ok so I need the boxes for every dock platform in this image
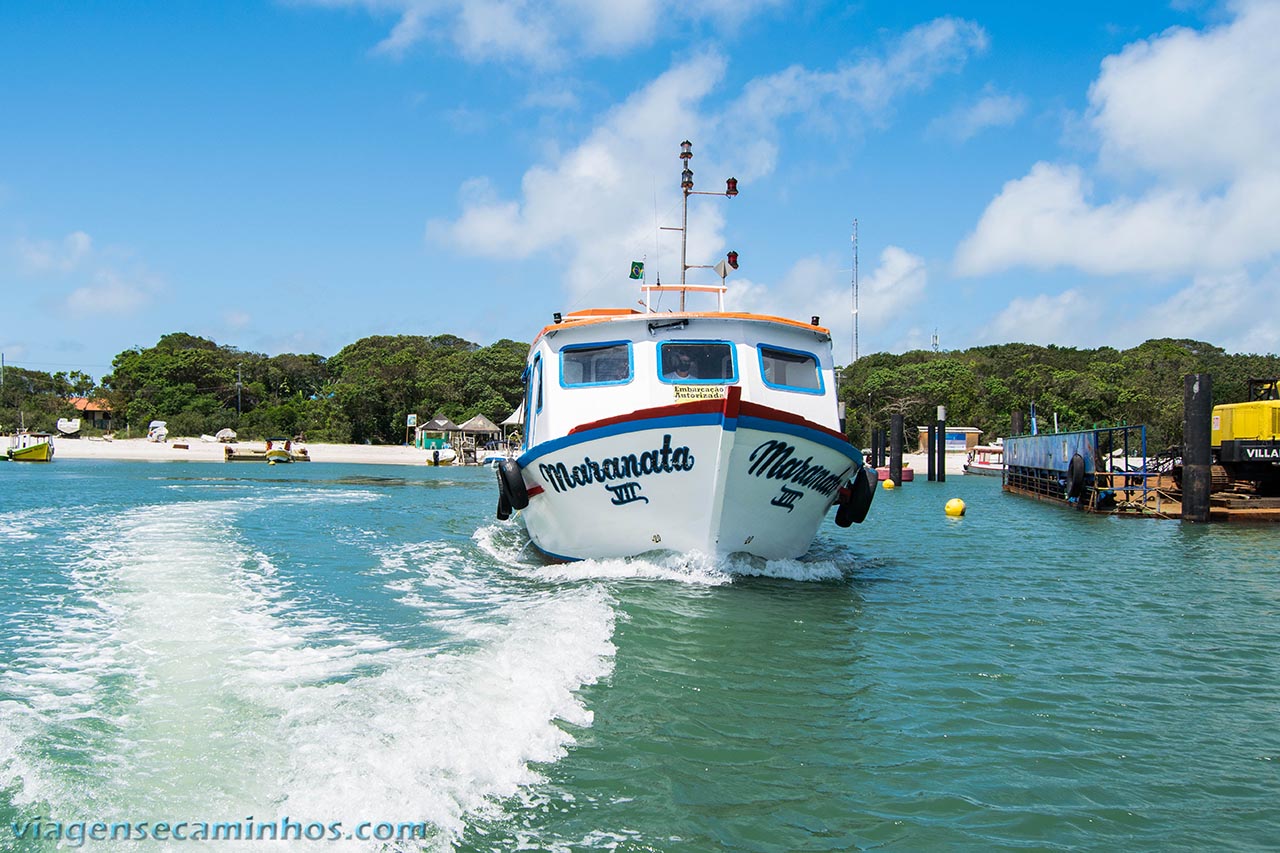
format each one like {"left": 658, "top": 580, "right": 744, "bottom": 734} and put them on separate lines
{"left": 1003, "top": 425, "right": 1280, "bottom": 522}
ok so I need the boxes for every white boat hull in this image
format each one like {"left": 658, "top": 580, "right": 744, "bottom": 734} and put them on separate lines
{"left": 516, "top": 392, "right": 863, "bottom": 561}
{"left": 963, "top": 462, "right": 1004, "bottom": 477}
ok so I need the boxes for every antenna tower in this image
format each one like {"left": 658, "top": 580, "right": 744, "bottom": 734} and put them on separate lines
{"left": 851, "top": 219, "right": 859, "bottom": 364}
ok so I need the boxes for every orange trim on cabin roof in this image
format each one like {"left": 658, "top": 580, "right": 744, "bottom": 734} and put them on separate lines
{"left": 533, "top": 311, "right": 830, "bottom": 345}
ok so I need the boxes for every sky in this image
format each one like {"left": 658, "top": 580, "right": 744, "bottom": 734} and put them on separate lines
{"left": 3, "top": 0, "right": 1278, "bottom": 381}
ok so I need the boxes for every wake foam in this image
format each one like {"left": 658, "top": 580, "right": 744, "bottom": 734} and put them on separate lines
{"left": 473, "top": 523, "right": 851, "bottom": 585}
{"left": 0, "top": 492, "right": 617, "bottom": 851}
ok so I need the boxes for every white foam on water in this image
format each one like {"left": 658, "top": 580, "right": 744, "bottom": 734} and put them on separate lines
{"left": 0, "top": 507, "right": 62, "bottom": 541}
{"left": 0, "top": 492, "right": 618, "bottom": 851}
{"left": 473, "top": 524, "right": 849, "bottom": 586}
{"left": 272, "top": 586, "right": 616, "bottom": 846}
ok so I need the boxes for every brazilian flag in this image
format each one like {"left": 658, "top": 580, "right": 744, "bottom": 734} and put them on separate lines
{"left": 629, "top": 261, "right": 644, "bottom": 280}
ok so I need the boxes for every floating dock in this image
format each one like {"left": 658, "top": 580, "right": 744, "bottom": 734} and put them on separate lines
{"left": 1002, "top": 425, "right": 1280, "bottom": 521}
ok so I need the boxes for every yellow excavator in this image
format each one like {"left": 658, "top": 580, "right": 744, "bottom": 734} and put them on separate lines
{"left": 1211, "top": 378, "right": 1280, "bottom": 495}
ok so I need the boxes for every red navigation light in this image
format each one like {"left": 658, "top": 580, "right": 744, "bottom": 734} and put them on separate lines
{"left": 725, "top": 177, "right": 738, "bottom": 197}
{"left": 727, "top": 250, "right": 739, "bottom": 269}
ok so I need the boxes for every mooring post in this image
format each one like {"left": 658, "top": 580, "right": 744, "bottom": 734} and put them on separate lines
{"left": 936, "top": 405, "right": 947, "bottom": 483}
{"left": 1011, "top": 409, "right": 1024, "bottom": 437}
{"left": 927, "top": 423, "right": 937, "bottom": 481}
{"left": 890, "top": 414, "right": 904, "bottom": 485}
{"left": 1182, "top": 373, "right": 1212, "bottom": 523}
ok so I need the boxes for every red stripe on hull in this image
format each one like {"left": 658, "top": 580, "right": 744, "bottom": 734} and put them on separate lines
{"left": 566, "top": 391, "right": 849, "bottom": 445}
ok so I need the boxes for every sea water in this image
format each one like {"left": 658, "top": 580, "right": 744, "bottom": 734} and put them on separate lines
{"left": 0, "top": 461, "right": 1277, "bottom": 851}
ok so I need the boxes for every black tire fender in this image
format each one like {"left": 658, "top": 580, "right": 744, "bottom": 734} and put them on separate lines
{"left": 1066, "top": 453, "right": 1086, "bottom": 499}
{"left": 835, "top": 465, "right": 876, "bottom": 527}
{"left": 497, "top": 458, "right": 529, "bottom": 511}
{"left": 496, "top": 484, "right": 512, "bottom": 520}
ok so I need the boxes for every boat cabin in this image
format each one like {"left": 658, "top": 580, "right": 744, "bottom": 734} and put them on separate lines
{"left": 520, "top": 309, "right": 841, "bottom": 451}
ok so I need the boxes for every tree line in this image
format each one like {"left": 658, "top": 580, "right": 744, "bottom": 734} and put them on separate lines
{"left": 2, "top": 334, "right": 1277, "bottom": 448}
{"left": 1, "top": 332, "right": 527, "bottom": 445}
{"left": 838, "top": 338, "right": 1280, "bottom": 452}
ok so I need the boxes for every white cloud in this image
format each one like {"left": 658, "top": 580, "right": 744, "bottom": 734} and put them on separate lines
{"left": 1143, "top": 266, "right": 1280, "bottom": 353}
{"left": 931, "top": 86, "right": 1026, "bottom": 142}
{"left": 428, "top": 53, "right": 730, "bottom": 301}
{"left": 729, "top": 17, "right": 988, "bottom": 172}
{"left": 15, "top": 231, "right": 92, "bottom": 273}
{"left": 430, "top": 21, "right": 984, "bottom": 308}
{"left": 979, "top": 289, "right": 1098, "bottom": 346}
{"left": 65, "top": 270, "right": 158, "bottom": 316}
{"left": 956, "top": 2, "right": 1280, "bottom": 279}
{"left": 726, "top": 246, "right": 928, "bottom": 362}
{"left": 295, "top": 0, "right": 784, "bottom": 66}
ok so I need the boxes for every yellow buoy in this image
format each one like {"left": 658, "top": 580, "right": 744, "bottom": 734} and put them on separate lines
{"left": 882, "top": 479, "right": 896, "bottom": 490}
{"left": 945, "top": 498, "right": 966, "bottom": 516}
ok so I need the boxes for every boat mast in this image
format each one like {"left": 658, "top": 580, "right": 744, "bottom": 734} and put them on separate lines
{"left": 675, "top": 140, "right": 738, "bottom": 311}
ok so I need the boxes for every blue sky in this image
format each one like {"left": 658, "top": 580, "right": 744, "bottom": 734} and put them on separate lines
{"left": 3, "top": 0, "right": 1276, "bottom": 380}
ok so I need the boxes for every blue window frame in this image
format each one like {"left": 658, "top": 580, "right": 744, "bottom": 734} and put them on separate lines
{"left": 533, "top": 354, "right": 544, "bottom": 412}
{"left": 560, "top": 341, "right": 633, "bottom": 387}
{"left": 522, "top": 354, "right": 543, "bottom": 449}
{"left": 658, "top": 341, "right": 738, "bottom": 384}
{"left": 758, "top": 344, "right": 824, "bottom": 394}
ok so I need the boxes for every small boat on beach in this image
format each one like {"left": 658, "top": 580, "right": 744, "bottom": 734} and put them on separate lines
{"left": 964, "top": 444, "right": 1004, "bottom": 477}
{"left": 225, "top": 438, "right": 310, "bottom": 463}
{"left": 7, "top": 431, "right": 55, "bottom": 462}
{"left": 492, "top": 141, "right": 876, "bottom": 561}
{"left": 265, "top": 437, "right": 294, "bottom": 463}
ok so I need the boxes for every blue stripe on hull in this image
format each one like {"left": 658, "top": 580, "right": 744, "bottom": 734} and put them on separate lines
{"left": 520, "top": 409, "right": 859, "bottom": 468}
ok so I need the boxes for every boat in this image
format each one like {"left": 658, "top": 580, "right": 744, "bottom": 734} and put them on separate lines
{"left": 491, "top": 141, "right": 876, "bottom": 561}
{"left": 265, "top": 438, "right": 308, "bottom": 463}
{"left": 147, "top": 420, "right": 168, "bottom": 442}
{"left": 8, "top": 431, "right": 55, "bottom": 462}
{"left": 56, "top": 418, "right": 81, "bottom": 437}
{"left": 877, "top": 464, "right": 914, "bottom": 482}
{"left": 224, "top": 438, "right": 310, "bottom": 462}
{"left": 964, "top": 444, "right": 1004, "bottom": 477}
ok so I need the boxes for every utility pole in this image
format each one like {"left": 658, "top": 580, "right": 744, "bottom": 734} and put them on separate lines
{"left": 236, "top": 363, "right": 242, "bottom": 415}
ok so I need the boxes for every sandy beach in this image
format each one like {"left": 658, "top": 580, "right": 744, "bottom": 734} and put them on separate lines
{"left": 49, "top": 436, "right": 969, "bottom": 473}
{"left": 52, "top": 437, "right": 443, "bottom": 466}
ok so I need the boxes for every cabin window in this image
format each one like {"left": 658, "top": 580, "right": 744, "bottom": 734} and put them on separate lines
{"left": 758, "top": 345, "right": 823, "bottom": 394}
{"left": 560, "top": 342, "right": 632, "bottom": 387}
{"left": 659, "top": 342, "right": 737, "bottom": 384}
{"left": 533, "top": 354, "right": 544, "bottom": 412}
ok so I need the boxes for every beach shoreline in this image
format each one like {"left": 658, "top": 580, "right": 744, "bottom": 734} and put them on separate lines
{"left": 47, "top": 437, "right": 969, "bottom": 473}
{"left": 50, "top": 437, "right": 441, "bottom": 466}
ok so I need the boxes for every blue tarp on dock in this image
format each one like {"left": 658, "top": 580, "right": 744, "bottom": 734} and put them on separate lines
{"left": 1004, "top": 431, "right": 1098, "bottom": 474}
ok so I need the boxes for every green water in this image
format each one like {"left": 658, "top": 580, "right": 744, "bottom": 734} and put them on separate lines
{"left": 1, "top": 461, "right": 1277, "bottom": 851}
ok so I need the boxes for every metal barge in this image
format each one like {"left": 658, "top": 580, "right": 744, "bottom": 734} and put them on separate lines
{"left": 1002, "top": 424, "right": 1280, "bottom": 521}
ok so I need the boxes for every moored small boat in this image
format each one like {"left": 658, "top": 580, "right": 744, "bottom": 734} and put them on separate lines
{"left": 7, "top": 431, "right": 55, "bottom": 462}
{"left": 963, "top": 444, "right": 1004, "bottom": 477}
